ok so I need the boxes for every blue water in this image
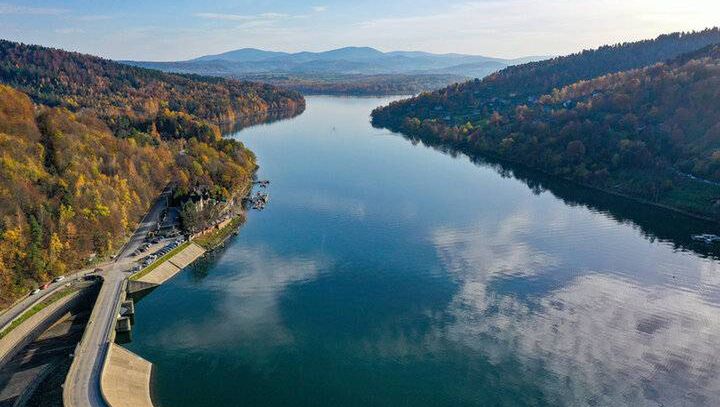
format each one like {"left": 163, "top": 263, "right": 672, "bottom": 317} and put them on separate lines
{"left": 126, "top": 96, "right": 720, "bottom": 407}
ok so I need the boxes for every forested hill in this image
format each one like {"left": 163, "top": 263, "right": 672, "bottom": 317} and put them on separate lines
{"left": 0, "top": 40, "right": 304, "bottom": 306}
{"left": 372, "top": 37, "right": 720, "bottom": 220}
{"left": 374, "top": 28, "right": 720, "bottom": 127}
{"left": 0, "top": 39, "right": 305, "bottom": 138}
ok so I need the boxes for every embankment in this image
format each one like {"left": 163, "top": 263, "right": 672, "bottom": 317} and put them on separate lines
{"left": 100, "top": 344, "right": 154, "bottom": 407}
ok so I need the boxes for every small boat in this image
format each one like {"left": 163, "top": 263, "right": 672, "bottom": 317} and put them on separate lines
{"left": 691, "top": 233, "right": 720, "bottom": 244}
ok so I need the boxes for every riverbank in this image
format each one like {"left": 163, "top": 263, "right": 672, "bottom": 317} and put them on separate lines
{"left": 101, "top": 344, "right": 154, "bottom": 407}
{"left": 129, "top": 242, "right": 192, "bottom": 282}
{"left": 103, "top": 213, "right": 248, "bottom": 407}
{"left": 372, "top": 120, "right": 720, "bottom": 225}
{"left": 194, "top": 214, "right": 247, "bottom": 249}
{"left": 128, "top": 213, "right": 246, "bottom": 287}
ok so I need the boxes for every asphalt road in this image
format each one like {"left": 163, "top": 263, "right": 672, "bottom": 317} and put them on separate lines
{"left": 0, "top": 269, "right": 92, "bottom": 334}
{"left": 63, "top": 188, "right": 170, "bottom": 407}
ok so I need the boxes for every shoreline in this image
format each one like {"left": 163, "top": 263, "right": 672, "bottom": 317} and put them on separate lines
{"left": 375, "top": 122, "right": 720, "bottom": 227}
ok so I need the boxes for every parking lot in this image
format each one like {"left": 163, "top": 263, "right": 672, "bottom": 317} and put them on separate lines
{"left": 131, "top": 237, "right": 186, "bottom": 272}
{"left": 129, "top": 206, "right": 186, "bottom": 273}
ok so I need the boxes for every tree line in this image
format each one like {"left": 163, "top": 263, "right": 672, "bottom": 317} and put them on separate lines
{"left": 0, "top": 40, "right": 306, "bottom": 306}
{"left": 372, "top": 34, "right": 720, "bottom": 220}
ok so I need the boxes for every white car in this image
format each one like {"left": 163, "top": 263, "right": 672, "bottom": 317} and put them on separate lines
{"left": 30, "top": 288, "right": 40, "bottom": 295}
{"left": 53, "top": 276, "right": 65, "bottom": 283}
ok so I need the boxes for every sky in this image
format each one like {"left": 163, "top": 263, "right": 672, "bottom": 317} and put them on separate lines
{"left": 1, "top": 0, "right": 719, "bottom": 61}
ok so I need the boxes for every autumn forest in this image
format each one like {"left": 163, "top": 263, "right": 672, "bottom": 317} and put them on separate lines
{"left": 0, "top": 40, "right": 304, "bottom": 305}
{"left": 372, "top": 29, "right": 720, "bottom": 220}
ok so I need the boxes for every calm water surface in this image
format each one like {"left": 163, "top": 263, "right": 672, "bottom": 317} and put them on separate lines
{"left": 126, "top": 96, "right": 720, "bottom": 407}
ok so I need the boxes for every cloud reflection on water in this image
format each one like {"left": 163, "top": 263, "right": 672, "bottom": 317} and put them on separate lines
{"left": 149, "top": 245, "right": 327, "bottom": 355}
{"left": 431, "top": 207, "right": 720, "bottom": 406}
{"left": 284, "top": 189, "right": 368, "bottom": 218}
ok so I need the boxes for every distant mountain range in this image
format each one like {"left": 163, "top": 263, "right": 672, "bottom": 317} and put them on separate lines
{"left": 124, "top": 46, "right": 548, "bottom": 78}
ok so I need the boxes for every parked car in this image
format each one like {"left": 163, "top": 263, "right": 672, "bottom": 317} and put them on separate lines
{"left": 31, "top": 288, "right": 40, "bottom": 295}
{"left": 53, "top": 276, "right": 65, "bottom": 283}
{"left": 40, "top": 283, "right": 49, "bottom": 290}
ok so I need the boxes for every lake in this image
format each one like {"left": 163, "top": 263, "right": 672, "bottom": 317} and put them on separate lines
{"left": 125, "top": 96, "right": 720, "bottom": 407}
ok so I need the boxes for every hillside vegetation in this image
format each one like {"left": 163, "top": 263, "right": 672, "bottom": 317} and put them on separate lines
{"left": 234, "top": 73, "right": 467, "bottom": 96}
{"left": 0, "top": 40, "right": 305, "bottom": 306}
{"left": 374, "top": 29, "right": 720, "bottom": 126}
{"left": 0, "top": 39, "right": 305, "bottom": 138}
{"left": 0, "top": 85, "right": 169, "bottom": 301}
{"left": 372, "top": 30, "right": 720, "bottom": 219}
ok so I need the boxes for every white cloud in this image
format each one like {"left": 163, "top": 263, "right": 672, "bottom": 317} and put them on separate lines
{"left": 76, "top": 15, "right": 113, "bottom": 22}
{"left": 37, "top": 0, "right": 720, "bottom": 61}
{"left": 0, "top": 2, "right": 67, "bottom": 15}
{"left": 195, "top": 11, "right": 290, "bottom": 22}
{"left": 55, "top": 27, "right": 84, "bottom": 34}
{"left": 353, "top": 0, "right": 720, "bottom": 57}
{"left": 194, "top": 12, "right": 255, "bottom": 21}
{"left": 259, "top": 12, "right": 288, "bottom": 19}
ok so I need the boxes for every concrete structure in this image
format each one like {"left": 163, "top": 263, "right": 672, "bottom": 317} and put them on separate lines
{"left": 0, "top": 287, "right": 92, "bottom": 368}
{"left": 64, "top": 188, "right": 171, "bottom": 407}
{"left": 64, "top": 188, "right": 209, "bottom": 407}
{"left": 116, "top": 317, "right": 132, "bottom": 333}
{"left": 100, "top": 344, "right": 153, "bottom": 407}
{"left": 132, "top": 242, "right": 206, "bottom": 286}
{"left": 0, "top": 300, "right": 93, "bottom": 406}
{"left": 135, "top": 261, "right": 180, "bottom": 286}
{"left": 167, "top": 242, "right": 206, "bottom": 269}
{"left": 121, "top": 299, "right": 135, "bottom": 316}
{"left": 127, "top": 280, "right": 159, "bottom": 295}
